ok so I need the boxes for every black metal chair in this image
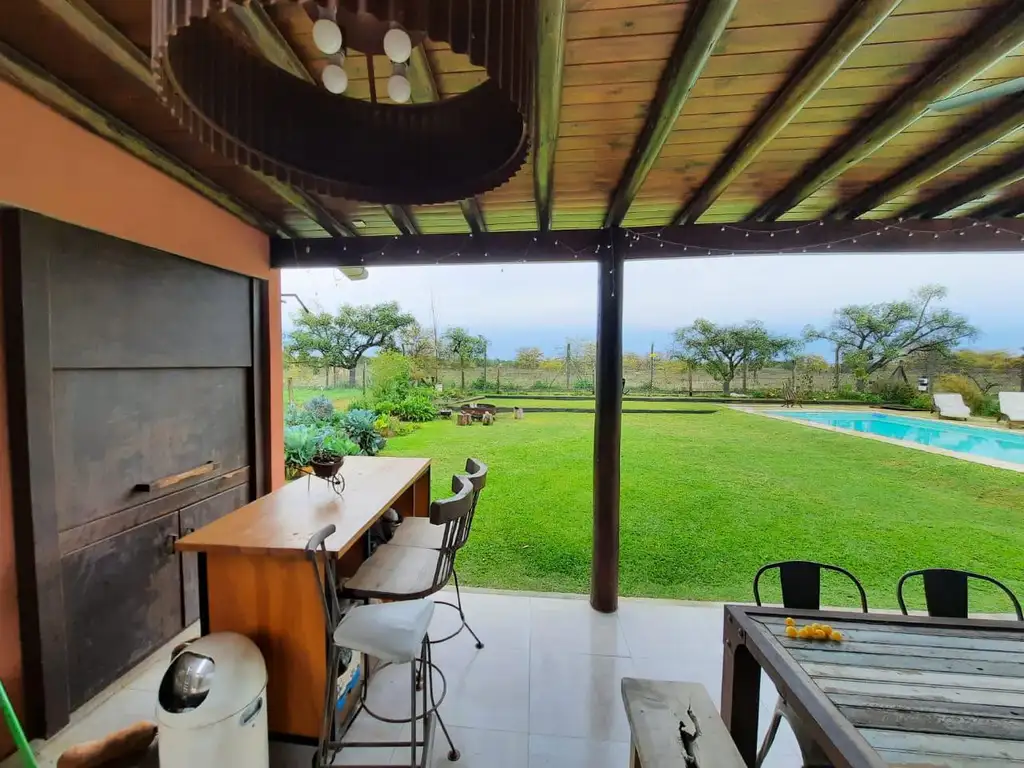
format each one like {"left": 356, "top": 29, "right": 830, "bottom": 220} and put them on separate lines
{"left": 389, "top": 459, "right": 489, "bottom": 648}
{"left": 753, "top": 561, "right": 869, "bottom": 768}
{"left": 897, "top": 568, "right": 1023, "bottom": 620}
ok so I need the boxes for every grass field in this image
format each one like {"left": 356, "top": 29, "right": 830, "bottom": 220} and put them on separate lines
{"left": 382, "top": 408, "right": 1024, "bottom": 611}
{"left": 480, "top": 398, "right": 719, "bottom": 411}
{"left": 288, "top": 386, "right": 364, "bottom": 409}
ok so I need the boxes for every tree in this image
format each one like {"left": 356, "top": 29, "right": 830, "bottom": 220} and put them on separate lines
{"left": 514, "top": 347, "right": 544, "bottom": 369}
{"left": 674, "top": 319, "right": 795, "bottom": 395}
{"left": 442, "top": 327, "right": 486, "bottom": 389}
{"left": 391, "top": 321, "right": 436, "bottom": 382}
{"left": 949, "top": 350, "right": 1018, "bottom": 394}
{"left": 805, "top": 285, "right": 977, "bottom": 390}
{"left": 287, "top": 302, "right": 415, "bottom": 387}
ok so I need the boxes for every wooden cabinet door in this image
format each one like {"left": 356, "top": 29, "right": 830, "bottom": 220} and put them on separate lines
{"left": 179, "top": 483, "right": 252, "bottom": 626}
{"left": 61, "top": 514, "right": 184, "bottom": 709}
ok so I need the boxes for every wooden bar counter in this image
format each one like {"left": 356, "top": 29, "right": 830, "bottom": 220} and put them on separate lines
{"left": 176, "top": 456, "right": 431, "bottom": 741}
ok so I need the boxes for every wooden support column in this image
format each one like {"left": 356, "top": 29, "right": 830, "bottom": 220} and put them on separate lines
{"left": 592, "top": 229, "right": 624, "bottom": 614}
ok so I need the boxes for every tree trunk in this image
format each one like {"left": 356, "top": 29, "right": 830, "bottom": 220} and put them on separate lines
{"left": 349, "top": 367, "right": 357, "bottom": 387}
{"left": 722, "top": 378, "right": 732, "bottom": 395}
{"left": 855, "top": 377, "right": 867, "bottom": 392}
{"left": 741, "top": 361, "right": 748, "bottom": 393}
{"left": 461, "top": 366, "right": 466, "bottom": 389}
{"left": 325, "top": 368, "right": 330, "bottom": 387}
{"left": 688, "top": 368, "right": 693, "bottom": 397}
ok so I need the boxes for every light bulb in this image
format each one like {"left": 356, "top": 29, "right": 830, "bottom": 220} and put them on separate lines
{"left": 312, "top": 19, "right": 343, "bottom": 55}
{"left": 383, "top": 27, "right": 412, "bottom": 63}
{"left": 388, "top": 73, "right": 411, "bottom": 103}
{"left": 322, "top": 64, "right": 348, "bottom": 94}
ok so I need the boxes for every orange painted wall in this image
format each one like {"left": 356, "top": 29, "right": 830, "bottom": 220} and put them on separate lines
{"left": 0, "top": 81, "right": 285, "bottom": 755}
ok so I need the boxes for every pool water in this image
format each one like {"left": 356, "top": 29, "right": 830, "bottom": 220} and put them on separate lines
{"left": 768, "top": 411, "right": 1024, "bottom": 466}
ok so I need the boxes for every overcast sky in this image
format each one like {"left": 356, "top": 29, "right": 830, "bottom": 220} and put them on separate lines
{"left": 281, "top": 251, "right": 1024, "bottom": 358}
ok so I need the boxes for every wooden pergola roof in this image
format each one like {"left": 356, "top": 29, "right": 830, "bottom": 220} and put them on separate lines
{"left": 4, "top": 0, "right": 1024, "bottom": 242}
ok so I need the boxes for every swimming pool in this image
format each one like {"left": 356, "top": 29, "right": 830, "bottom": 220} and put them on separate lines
{"left": 767, "top": 410, "right": 1024, "bottom": 466}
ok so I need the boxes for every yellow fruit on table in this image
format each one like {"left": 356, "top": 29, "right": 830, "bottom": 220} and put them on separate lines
{"left": 785, "top": 626, "right": 798, "bottom": 638}
{"left": 812, "top": 629, "right": 827, "bottom": 640}
{"left": 830, "top": 631, "right": 843, "bottom": 642}
{"left": 785, "top": 617, "right": 796, "bottom": 627}
{"left": 821, "top": 625, "right": 833, "bottom": 634}
{"left": 797, "top": 627, "right": 813, "bottom": 639}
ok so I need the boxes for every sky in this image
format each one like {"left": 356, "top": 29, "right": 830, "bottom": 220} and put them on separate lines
{"left": 280, "top": 251, "right": 1024, "bottom": 359}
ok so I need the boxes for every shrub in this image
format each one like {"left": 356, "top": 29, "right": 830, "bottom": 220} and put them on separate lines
{"left": 870, "top": 381, "right": 918, "bottom": 405}
{"left": 374, "top": 400, "right": 399, "bottom": 416}
{"left": 935, "top": 374, "right": 989, "bottom": 414}
{"left": 531, "top": 380, "right": 555, "bottom": 391}
{"left": 285, "top": 401, "right": 313, "bottom": 426}
{"left": 346, "top": 398, "right": 375, "bottom": 413}
{"left": 343, "top": 409, "right": 386, "bottom": 455}
{"left": 370, "top": 351, "right": 413, "bottom": 402}
{"left": 396, "top": 393, "right": 438, "bottom": 422}
{"left": 303, "top": 395, "right": 335, "bottom": 424}
{"left": 573, "top": 378, "right": 592, "bottom": 391}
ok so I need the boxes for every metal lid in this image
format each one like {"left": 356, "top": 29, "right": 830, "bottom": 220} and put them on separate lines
{"left": 159, "top": 652, "right": 214, "bottom": 713}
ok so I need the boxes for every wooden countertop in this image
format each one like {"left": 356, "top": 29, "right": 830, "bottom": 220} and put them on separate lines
{"left": 176, "top": 456, "right": 430, "bottom": 556}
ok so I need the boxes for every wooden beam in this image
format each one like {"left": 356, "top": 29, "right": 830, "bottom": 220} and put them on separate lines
{"left": 592, "top": 229, "right": 623, "bottom": 614}
{"left": 971, "top": 196, "right": 1024, "bottom": 219}
{"left": 604, "top": 0, "right": 737, "bottom": 228}
{"left": 534, "top": 0, "right": 568, "bottom": 232}
{"left": 227, "top": 1, "right": 313, "bottom": 82}
{"left": 831, "top": 95, "right": 1024, "bottom": 219}
{"left": 674, "top": 0, "right": 900, "bottom": 225}
{"left": 459, "top": 199, "right": 487, "bottom": 234}
{"left": 271, "top": 218, "right": 1024, "bottom": 268}
{"left": 899, "top": 147, "right": 1024, "bottom": 219}
{"left": 405, "top": 44, "right": 484, "bottom": 235}
{"left": 0, "top": 42, "right": 287, "bottom": 236}
{"left": 383, "top": 204, "right": 420, "bottom": 235}
{"left": 749, "top": 2, "right": 1024, "bottom": 222}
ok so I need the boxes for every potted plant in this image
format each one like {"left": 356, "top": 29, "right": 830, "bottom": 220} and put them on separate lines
{"left": 284, "top": 425, "right": 321, "bottom": 480}
{"left": 310, "top": 432, "right": 359, "bottom": 479}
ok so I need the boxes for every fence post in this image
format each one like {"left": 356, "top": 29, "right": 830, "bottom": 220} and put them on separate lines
{"left": 566, "top": 342, "right": 572, "bottom": 392}
{"left": 497, "top": 365, "right": 501, "bottom": 394}
{"left": 362, "top": 363, "right": 367, "bottom": 394}
{"left": 834, "top": 345, "right": 841, "bottom": 391}
{"left": 649, "top": 342, "right": 655, "bottom": 390}
{"left": 483, "top": 341, "right": 488, "bottom": 386}
{"left": 287, "top": 377, "right": 293, "bottom": 404}
{"left": 742, "top": 360, "right": 748, "bottom": 393}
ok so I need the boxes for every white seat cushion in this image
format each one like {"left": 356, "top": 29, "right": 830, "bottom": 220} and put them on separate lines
{"left": 390, "top": 517, "right": 446, "bottom": 549}
{"left": 333, "top": 599, "right": 435, "bottom": 664}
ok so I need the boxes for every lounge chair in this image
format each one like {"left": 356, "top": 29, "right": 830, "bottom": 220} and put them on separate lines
{"left": 933, "top": 393, "right": 971, "bottom": 421}
{"left": 998, "top": 391, "right": 1024, "bottom": 428}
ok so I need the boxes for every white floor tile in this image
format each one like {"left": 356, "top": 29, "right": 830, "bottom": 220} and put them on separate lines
{"left": 422, "top": 726, "right": 528, "bottom": 768}
{"left": 616, "top": 600, "right": 723, "bottom": 659}
{"left": 528, "top": 651, "right": 633, "bottom": 742}
{"left": 528, "top": 734, "right": 629, "bottom": 768}
{"left": 440, "top": 647, "right": 530, "bottom": 733}
{"left": 38, "top": 689, "right": 157, "bottom": 762}
{"left": 530, "top": 596, "right": 630, "bottom": 657}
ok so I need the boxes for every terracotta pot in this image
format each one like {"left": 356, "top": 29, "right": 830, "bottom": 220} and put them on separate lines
{"left": 311, "top": 456, "right": 345, "bottom": 479}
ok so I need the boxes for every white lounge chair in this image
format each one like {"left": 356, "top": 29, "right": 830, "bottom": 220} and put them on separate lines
{"left": 998, "top": 392, "right": 1024, "bottom": 428}
{"left": 933, "top": 393, "right": 971, "bottom": 421}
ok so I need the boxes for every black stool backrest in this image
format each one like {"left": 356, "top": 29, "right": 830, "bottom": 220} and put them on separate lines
{"left": 430, "top": 475, "right": 475, "bottom": 590}
{"left": 305, "top": 524, "right": 343, "bottom": 633}
{"left": 456, "top": 458, "right": 488, "bottom": 549}
{"left": 753, "top": 560, "right": 869, "bottom": 612}
{"left": 897, "top": 568, "right": 1023, "bottom": 620}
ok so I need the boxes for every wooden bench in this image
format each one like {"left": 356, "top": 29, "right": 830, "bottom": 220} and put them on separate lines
{"left": 621, "top": 679, "right": 745, "bottom": 768}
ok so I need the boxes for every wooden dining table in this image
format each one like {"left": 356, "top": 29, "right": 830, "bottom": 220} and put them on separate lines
{"left": 176, "top": 455, "right": 431, "bottom": 742}
{"left": 721, "top": 605, "right": 1024, "bottom": 768}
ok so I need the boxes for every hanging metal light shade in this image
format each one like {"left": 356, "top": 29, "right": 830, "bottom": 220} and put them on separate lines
{"left": 151, "top": 1, "right": 534, "bottom": 205}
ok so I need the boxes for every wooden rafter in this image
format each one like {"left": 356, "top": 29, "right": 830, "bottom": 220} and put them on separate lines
{"left": 971, "top": 196, "right": 1024, "bottom": 219}
{"left": 534, "top": 0, "right": 568, "bottom": 232}
{"left": 407, "top": 44, "right": 485, "bottom": 234}
{"left": 383, "top": 204, "right": 421, "bottom": 235}
{"left": 749, "top": 2, "right": 1024, "bottom": 222}
{"left": 899, "top": 147, "right": 1024, "bottom": 219}
{"left": 272, "top": 219, "right": 1024, "bottom": 269}
{"left": 603, "top": 0, "right": 737, "bottom": 228}
{"left": 673, "top": 0, "right": 900, "bottom": 226}
{"left": 36, "top": 0, "right": 353, "bottom": 237}
{"left": 831, "top": 95, "right": 1024, "bottom": 219}
{"left": 0, "top": 41, "right": 287, "bottom": 236}
{"left": 459, "top": 199, "right": 487, "bottom": 234}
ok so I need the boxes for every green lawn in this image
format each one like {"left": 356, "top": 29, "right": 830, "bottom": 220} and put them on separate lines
{"left": 479, "top": 398, "right": 719, "bottom": 411}
{"left": 288, "top": 386, "right": 364, "bottom": 409}
{"left": 383, "top": 409, "right": 1024, "bottom": 611}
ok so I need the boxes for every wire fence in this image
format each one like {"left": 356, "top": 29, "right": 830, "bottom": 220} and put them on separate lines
{"left": 285, "top": 357, "right": 1024, "bottom": 398}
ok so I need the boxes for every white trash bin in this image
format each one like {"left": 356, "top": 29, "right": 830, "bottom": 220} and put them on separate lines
{"left": 157, "top": 632, "right": 269, "bottom": 768}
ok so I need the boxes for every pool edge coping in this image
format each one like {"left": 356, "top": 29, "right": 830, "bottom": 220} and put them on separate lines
{"left": 733, "top": 406, "right": 1024, "bottom": 474}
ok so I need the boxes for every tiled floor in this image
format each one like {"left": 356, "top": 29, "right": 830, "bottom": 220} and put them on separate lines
{"left": 4, "top": 590, "right": 801, "bottom": 768}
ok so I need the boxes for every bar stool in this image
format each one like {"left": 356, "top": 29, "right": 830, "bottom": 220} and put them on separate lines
{"left": 389, "top": 458, "right": 488, "bottom": 647}
{"left": 303, "top": 479, "right": 472, "bottom": 768}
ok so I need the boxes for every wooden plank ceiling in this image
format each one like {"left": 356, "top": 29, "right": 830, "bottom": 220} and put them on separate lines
{"left": 4, "top": 0, "right": 1024, "bottom": 239}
